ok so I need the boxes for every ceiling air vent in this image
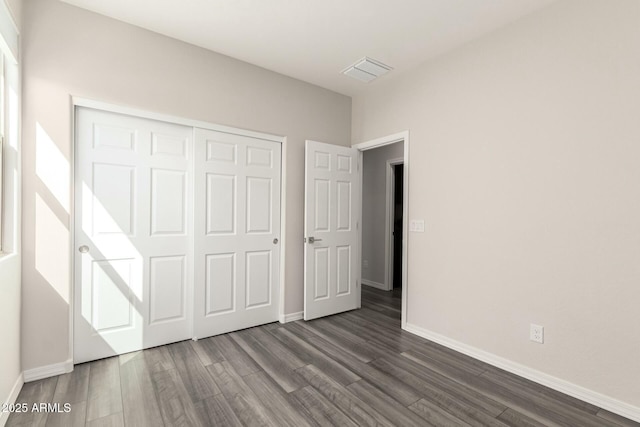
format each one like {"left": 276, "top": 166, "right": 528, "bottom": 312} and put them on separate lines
{"left": 342, "top": 57, "right": 393, "bottom": 83}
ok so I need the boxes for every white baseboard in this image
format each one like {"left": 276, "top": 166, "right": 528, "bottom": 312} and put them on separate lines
{"left": 23, "top": 359, "right": 73, "bottom": 383}
{"left": 279, "top": 311, "right": 303, "bottom": 323}
{"left": 1, "top": 373, "right": 24, "bottom": 427}
{"left": 361, "top": 279, "right": 388, "bottom": 291}
{"left": 404, "top": 323, "right": 640, "bottom": 423}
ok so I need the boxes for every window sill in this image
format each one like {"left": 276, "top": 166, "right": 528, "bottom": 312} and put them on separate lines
{"left": 0, "top": 251, "right": 19, "bottom": 265}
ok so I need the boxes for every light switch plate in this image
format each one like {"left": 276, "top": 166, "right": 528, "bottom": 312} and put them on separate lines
{"left": 410, "top": 220, "right": 425, "bottom": 232}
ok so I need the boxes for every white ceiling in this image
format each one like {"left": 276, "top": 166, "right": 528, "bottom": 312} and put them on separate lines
{"left": 60, "top": 0, "right": 556, "bottom": 96}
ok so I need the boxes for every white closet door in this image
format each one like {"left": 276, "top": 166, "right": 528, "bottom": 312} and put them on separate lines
{"left": 194, "top": 128, "right": 281, "bottom": 338}
{"left": 74, "top": 108, "right": 193, "bottom": 363}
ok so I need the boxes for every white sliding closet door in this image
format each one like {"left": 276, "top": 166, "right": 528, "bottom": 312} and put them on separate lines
{"left": 74, "top": 108, "right": 193, "bottom": 363}
{"left": 193, "top": 128, "right": 281, "bottom": 338}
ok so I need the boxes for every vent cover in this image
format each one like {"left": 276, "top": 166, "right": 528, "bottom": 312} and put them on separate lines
{"left": 342, "top": 57, "right": 393, "bottom": 83}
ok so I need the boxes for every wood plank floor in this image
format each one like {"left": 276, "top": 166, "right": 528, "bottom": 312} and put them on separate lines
{"left": 8, "top": 287, "right": 639, "bottom": 426}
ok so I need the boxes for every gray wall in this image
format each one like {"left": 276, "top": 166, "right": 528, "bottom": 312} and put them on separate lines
{"left": 361, "top": 142, "right": 403, "bottom": 287}
{"left": 352, "top": 0, "right": 640, "bottom": 407}
{"left": 21, "top": 0, "right": 351, "bottom": 372}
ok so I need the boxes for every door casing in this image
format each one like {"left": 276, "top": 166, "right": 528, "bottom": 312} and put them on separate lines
{"left": 353, "top": 131, "right": 410, "bottom": 327}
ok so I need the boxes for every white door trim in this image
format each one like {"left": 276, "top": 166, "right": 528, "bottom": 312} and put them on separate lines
{"left": 72, "top": 97, "right": 285, "bottom": 142}
{"left": 385, "top": 157, "right": 404, "bottom": 292}
{"left": 68, "top": 98, "right": 77, "bottom": 371}
{"left": 353, "top": 131, "right": 409, "bottom": 328}
{"left": 70, "top": 97, "right": 287, "bottom": 364}
{"left": 278, "top": 138, "right": 288, "bottom": 323}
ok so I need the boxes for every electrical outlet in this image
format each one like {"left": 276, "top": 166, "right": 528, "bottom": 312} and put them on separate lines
{"left": 530, "top": 324, "right": 544, "bottom": 344}
{"left": 363, "top": 260, "right": 369, "bottom": 268}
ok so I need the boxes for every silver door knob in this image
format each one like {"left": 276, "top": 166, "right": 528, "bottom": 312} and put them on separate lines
{"left": 308, "top": 237, "right": 323, "bottom": 243}
{"left": 273, "top": 238, "right": 278, "bottom": 244}
{"left": 78, "top": 245, "right": 90, "bottom": 253}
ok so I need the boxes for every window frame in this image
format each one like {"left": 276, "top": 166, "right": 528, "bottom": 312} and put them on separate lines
{"left": 0, "top": 53, "right": 5, "bottom": 253}
{"left": 0, "top": 27, "right": 18, "bottom": 257}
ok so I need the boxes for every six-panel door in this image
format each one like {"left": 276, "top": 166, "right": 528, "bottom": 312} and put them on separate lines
{"left": 74, "top": 108, "right": 193, "bottom": 363}
{"left": 304, "top": 140, "right": 360, "bottom": 320}
{"left": 75, "top": 108, "right": 283, "bottom": 363}
{"left": 193, "top": 128, "right": 281, "bottom": 338}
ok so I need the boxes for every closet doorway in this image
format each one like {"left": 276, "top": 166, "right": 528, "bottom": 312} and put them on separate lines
{"left": 73, "top": 104, "right": 283, "bottom": 363}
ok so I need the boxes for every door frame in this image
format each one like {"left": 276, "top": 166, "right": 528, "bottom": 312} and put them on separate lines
{"left": 385, "top": 158, "right": 404, "bottom": 291}
{"left": 353, "top": 131, "right": 409, "bottom": 328}
{"left": 69, "top": 97, "right": 288, "bottom": 364}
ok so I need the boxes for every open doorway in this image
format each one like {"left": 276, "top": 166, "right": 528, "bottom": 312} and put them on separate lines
{"left": 355, "top": 132, "right": 408, "bottom": 326}
{"left": 360, "top": 142, "right": 403, "bottom": 292}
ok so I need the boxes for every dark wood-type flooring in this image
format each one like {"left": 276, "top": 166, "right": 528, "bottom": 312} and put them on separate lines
{"left": 8, "top": 287, "right": 639, "bottom": 426}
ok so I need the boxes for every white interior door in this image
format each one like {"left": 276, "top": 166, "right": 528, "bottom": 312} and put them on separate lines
{"left": 304, "top": 140, "right": 360, "bottom": 320}
{"left": 193, "top": 128, "right": 281, "bottom": 338}
{"left": 74, "top": 108, "right": 193, "bottom": 363}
